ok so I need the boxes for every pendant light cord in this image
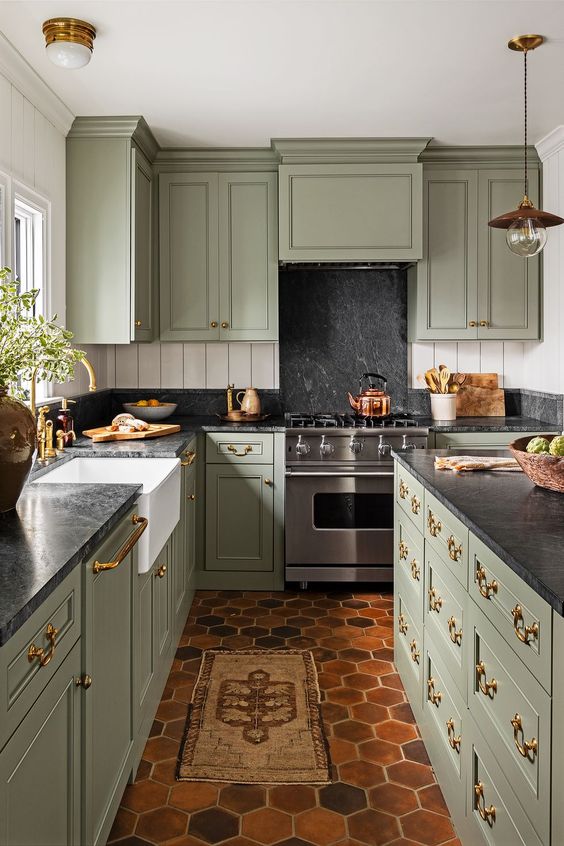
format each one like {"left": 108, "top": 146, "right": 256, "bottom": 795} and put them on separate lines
{"left": 524, "top": 48, "right": 528, "bottom": 198}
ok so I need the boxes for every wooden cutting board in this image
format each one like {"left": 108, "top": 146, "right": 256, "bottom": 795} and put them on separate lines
{"left": 462, "top": 373, "right": 499, "bottom": 389}
{"left": 83, "top": 423, "right": 181, "bottom": 443}
{"left": 456, "top": 386, "right": 505, "bottom": 417}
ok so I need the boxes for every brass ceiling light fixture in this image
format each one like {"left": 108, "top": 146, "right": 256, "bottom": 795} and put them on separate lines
{"left": 489, "top": 34, "right": 564, "bottom": 257}
{"left": 42, "top": 18, "right": 96, "bottom": 69}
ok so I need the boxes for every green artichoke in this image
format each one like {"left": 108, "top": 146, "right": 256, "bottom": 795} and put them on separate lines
{"left": 526, "top": 436, "right": 551, "bottom": 454}
{"left": 549, "top": 435, "right": 564, "bottom": 456}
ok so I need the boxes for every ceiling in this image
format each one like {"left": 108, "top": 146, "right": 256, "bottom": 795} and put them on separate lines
{"left": 0, "top": 0, "right": 563, "bottom": 148}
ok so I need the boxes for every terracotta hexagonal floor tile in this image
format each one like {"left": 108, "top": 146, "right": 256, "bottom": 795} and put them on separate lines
{"left": 323, "top": 660, "right": 358, "bottom": 677}
{"left": 142, "top": 735, "right": 180, "bottom": 763}
{"left": 318, "top": 672, "right": 342, "bottom": 690}
{"left": 347, "top": 809, "right": 400, "bottom": 846}
{"left": 295, "top": 807, "right": 347, "bottom": 845}
{"left": 365, "top": 687, "right": 405, "bottom": 706}
{"left": 368, "top": 783, "right": 418, "bottom": 816}
{"left": 339, "top": 648, "right": 372, "bottom": 663}
{"left": 400, "top": 809, "right": 455, "bottom": 845}
{"left": 339, "top": 760, "right": 385, "bottom": 788}
{"left": 219, "top": 784, "right": 266, "bottom": 813}
{"left": 333, "top": 720, "right": 374, "bottom": 743}
{"left": 357, "top": 659, "right": 393, "bottom": 675}
{"left": 169, "top": 782, "right": 219, "bottom": 812}
{"left": 328, "top": 737, "right": 358, "bottom": 765}
{"left": 402, "top": 739, "right": 431, "bottom": 766}
{"left": 107, "top": 837, "right": 155, "bottom": 846}
{"left": 107, "top": 807, "right": 136, "bottom": 842}
{"left": 164, "top": 718, "right": 188, "bottom": 741}
{"left": 222, "top": 838, "right": 264, "bottom": 846}
{"left": 134, "top": 759, "right": 152, "bottom": 782}
{"left": 359, "top": 739, "right": 403, "bottom": 766}
{"left": 242, "top": 807, "right": 293, "bottom": 844}
{"left": 321, "top": 701, "right": 349, "bottom": 724}
{"left": 343, "top": 673, "right": 380, "bottom": 691}
{"left": 137, "top": 807, "right": 188, "bottom": 842}
{"left": 351, "top": 702, "right": 389, "bottom": 724}
{"left": 277, "top": 839, "right": 318, "bottom": 846}
{"left": 417, "top": 784, "right": 450, "bottom": 817}
{"left": 327, "top": 688, "right": 365, "bottom": 706}
{"left": 388, "top": 703, "right": 415, "bottom": 724}
{"left": 150, "top": 758, "right": 177, "bottom": 785}
{"left": 376, "top": 720, "right": 417, "bottom": 744}
{"left": 380, "top": 672, "right": 403, "bottom": 690}
{"left": 269, "top": 784, "right": 317, "bottom": 814}
{"left": 122, "top": 780, "right": 169, "bottom": 813}
{"left": 387, "top": 760, "right": 436, "bottom": 789}
{"left": 189, "top": 807, "right": 240, "bottom": 843}
{"left": 319, "top": 783, "right": 367, "bottom": 815}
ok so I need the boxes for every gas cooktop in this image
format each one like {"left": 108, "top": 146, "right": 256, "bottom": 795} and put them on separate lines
{"left": 285, "top": 412, "right": 424, "bottom": 430}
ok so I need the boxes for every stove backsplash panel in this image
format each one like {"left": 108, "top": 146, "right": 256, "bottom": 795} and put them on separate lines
{"left": 279, "top": 268, "right": 408, "bottom": 413}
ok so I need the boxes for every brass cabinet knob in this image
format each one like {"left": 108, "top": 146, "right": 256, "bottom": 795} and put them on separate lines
{"left": 135, "top": 320, "right": 142, "bottom": 328}
{"left": 75, "top": 674, "right": 93, "bottom": 689}
{"left": 510, "top": 713, "right": 538, "bottom": 759}
{"left": 448, "top": 615, "right": 463, "bottom": 645}
{"left": 264, "top": 478, "right": 273, "bottom": 486}
{"left": 399, "top": 480, "right": 409, "bottom": 499}
{"left": 210, "top": 321, "right": 218, "bottom": 328}
{"left": 410, "top": 494, "right": 421, "bottom": 514}
{"left": 468, "top": 320, "right": 477, "bottom": 327}
{"left": 447, "top": 535, "right": 463, "bottom": 562}
{"left": 476, "top": 565, "right": 498, "bottom": 599}
{"left": 398, "top": 614, "right": 408, "bottom": 635}
{"left": 187, "top": 493, "right": 196, "bottom": 501}
{"left": 428, "top": 588, "right": 443, "bottom": 613}
{"left": 427, "top": 677, "right": 442, "bottom": 706}
{"left": 410, "top": 559, "right": 420, "bottom": 581}
{"left": 409, "top": 639, "right": 420, "bottom": 663}
{"left": 221, "top": 321, "right": 229, "bottom": 329}
{"left": 181, "top": 450, "right": 196, "bottom": 467}
{"left": 479, "top": 320, "right": 490, "bottom": 328}
{"left": 156, "top": 564, "right": 167, "bottom": 578}
{"left": 427, "top": 511, "right": 442, "bottom": 536}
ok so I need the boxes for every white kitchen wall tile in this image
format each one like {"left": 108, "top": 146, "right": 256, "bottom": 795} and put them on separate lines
{"left": 206, "top": 343, "right": 229, "bottom": 388}
{"left": 115, "top": 344, "right": 139, "bottom": 388}
{"left": 251, "top": 343, "right": 275, "bottom": 389}
{"left": 10, "top": 87, "right": 23, "bottom": 179}
{"left": 502, "top": 342, "right": 524, "bottom": 388}
{"left": 22, "top": 98, "right": 34, "bottom": 187}
{"left": 160, "top": 342, "right": 184, "bottom": 387}
{"left": 480, "top": 341, "right": 504, "bottom": 386}
{"left": 410, "top": 342, "right": 435, "bottom": 388}
{"left": 183, "top": 343, "right": 206, "bottom": 388}
{"left": 456, "top": 341, "right": 480, "bottom": 375}
{"left": 228, "top": 343, "right": 252, "bottom": 388}
{"left": 138, "top": 343, "right": 162, "bottom": 389}
{"left": 434, "top": 342, "right": 458, "bottom": 373}
{"left": 0, "top": 76, "right": 11, "bottom": 172}
{"left": 273, "top": 342, "right": 280, "bottom": 389}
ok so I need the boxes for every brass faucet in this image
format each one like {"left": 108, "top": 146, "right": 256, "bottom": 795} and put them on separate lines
{"left": 30, "top": 355, "right": 97, "bottom": 416}
{"left": 36, "top": 406, "right": 50, "bottom": 460}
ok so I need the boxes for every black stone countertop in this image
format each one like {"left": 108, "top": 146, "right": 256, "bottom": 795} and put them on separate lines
{"left": 0, "top": 483, "right": 140, "bottom": 645}
{"left": 424, "top": 416, "right": 560, "bottom": 433}
{"left": 393, "top": 449, "right": 564, "bottom": 615}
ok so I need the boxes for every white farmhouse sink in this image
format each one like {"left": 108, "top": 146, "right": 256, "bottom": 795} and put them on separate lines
{"left": 35, "top": 458, "right": 181, "bottom": 573}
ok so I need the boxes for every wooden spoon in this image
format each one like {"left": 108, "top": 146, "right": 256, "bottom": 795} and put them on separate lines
{"left": 438, "top": 365, "right": 451, "bottom": 394}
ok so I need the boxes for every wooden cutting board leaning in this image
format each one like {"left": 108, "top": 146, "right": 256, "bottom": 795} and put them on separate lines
{"left": 83, "top": 423, "right": 181, "bottom": 443}
{"left": 455, "top": 373, "right": 505, "bottom": 417}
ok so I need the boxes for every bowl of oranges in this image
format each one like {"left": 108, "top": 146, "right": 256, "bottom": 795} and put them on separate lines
{"left": 122, "top": 398, "right": 178, "bottom": 422}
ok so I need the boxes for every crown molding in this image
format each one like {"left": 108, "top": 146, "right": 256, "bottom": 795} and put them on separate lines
{"left": 272, "top": 137, "right": 431, "bottom": 164}
{"left": 536, "top": 126, "right": 564, "bottom": 162}
{"left": 154, "top": 147, "right": 278, "bottom": 172}
{"left": 68, "top": 116, "right": 159, "bottom": 161}
{"left": 0, "top": 32, "right": 74, "bottom": 136}
{"left": 420, "top": 144, "right": 539, "bottom": 165}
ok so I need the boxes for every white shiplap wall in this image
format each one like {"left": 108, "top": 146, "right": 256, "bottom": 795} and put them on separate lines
{"left": 409, "top": 341, "right": 524, "bottom": 388}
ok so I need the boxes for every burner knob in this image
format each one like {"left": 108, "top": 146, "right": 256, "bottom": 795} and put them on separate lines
{"left": 349, "top": 437, "right": 363, "bottom": 455}
{"left": 378, "top": 435, "right": 392, "bottom": 457}
{"left": 319, "top": 435, "right": 334, "bottom": 457}
{"left": 295, "top": 435, "right": 310, "bottom": 456}
{"left": 402, "top": 434, "right": 416, "bottom": 451}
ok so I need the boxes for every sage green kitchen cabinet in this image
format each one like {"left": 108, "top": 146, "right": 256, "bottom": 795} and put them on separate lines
{"left": 278, "top": 163, "right": 422, "bottom": 261}
{"left": 434, "top": 430, "right": 545, "bottom": 451}
{"left": 173, "top": 447, "right": 198, "bottom": 640}
{"left": 154, "top": 538, "right": 173, "bottom": 663}
{"left": 0, "top": 641, "right": 82, "bottom": 846}
{"left": 66, "top": 117, "right": 157, "bottom": 344}
{"left": 160, "top": 171, "right": 278, "bottom": 341}
{"left": 409, "top": 165, "right": 540, "bottom": 341}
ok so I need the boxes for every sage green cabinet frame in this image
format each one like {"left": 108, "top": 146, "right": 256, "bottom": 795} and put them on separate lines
{"left": 434, "top": 431, "right": 545, "bottom": 452}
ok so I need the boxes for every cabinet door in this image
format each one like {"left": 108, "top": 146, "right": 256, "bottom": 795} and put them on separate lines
{"left": 279, "top": 163, "right": 422, "bottom": 261}
{"left": 132, "top": 147, "right": 154, "bottom": 342}
{"left": 206, "top": 463, "right": 274, "bottom": 572}
{"left": 136, "top": 566, "right": 156, "bottom": 720}
{"left": 154, "top": 539, "right": 172, "bottom": 662}
{"left": 478, "top": 169, "right": 540, "bottom": 339}
{"left": 409, "top": 169, "right": 478, "bottom": 340}
{"left": 160, "top": 172, "right": 219, "bottom": 340}
{"left": 219, "top": 172, "right": 278, "bottom": 340}
{"left": 0, "top": 641, "right": 82, "bottom": 846}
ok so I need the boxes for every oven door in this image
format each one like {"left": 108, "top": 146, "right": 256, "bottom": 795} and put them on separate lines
{"left": 285, "top": 467, "right": 394, "bottom": 568}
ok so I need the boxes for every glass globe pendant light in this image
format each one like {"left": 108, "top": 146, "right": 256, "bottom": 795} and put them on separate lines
{"left": 488, "top": 34, "right": 564, "bottom": 257}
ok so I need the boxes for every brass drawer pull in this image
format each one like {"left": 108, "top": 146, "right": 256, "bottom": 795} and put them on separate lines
{"left": 221, "top": 321, "right": 229, "bottom": 329}
{"left": 410, "top": 559, "right": 420, "bottom": 581}
{"left": 399, "top": 480, "right": 409, "bottom": 499}
{"left": 427, "top": 511, "right": 442, "bottom": 536}
{"left": 511, "top": 605, "right": 539, "bottom": 644}
{"left": 181, "top": 450, "right": 197, "bottom": 467}
{"left": 474, "top": 782, "right": 496, "bottom": 825}
{"left": 476, "top": 661, "right": 497, "bottom": 697}
{"left": 28, "top": 623, "right": 58, "bottom": 667}
{"left": 398, "top": 541, "right": 409, "bottom": 560}
{"left": 227, "top": 444, "right": 253, "bottom": 457}
{"left": 446, "top": 717, "right": 461, "bottom": 752}
{"left": 476, "top": 565, "right": 498, "bottom": 599}
{"left": 93, "top": 514, "right": 148, "bottom": 574}
{"left": 156, "top": 564, "right": 167, "bottom": 579}
{"left": 427, "top": 677, "right": 442, "bottom": 706}
{"left": 410, "top": 494, "right": 421, "bottom": 514}
{"left": 428, "top": 587, "right": 443, "bottom": 613}
{"left": 398, "top": 614, "right": 408, "bottom": 635}
{"left": 75, "top": 674, "right": 92, "bottom": 689}
{"left": 448, "top": 616, "right": 463, "bottom": 646}
{"left": 447, "top": 535, "right": 462, "bottom": 562}
{"left": 409, "top": 639, "right": 420, "bottom": 663}
{"left": 510, "top": 713, "right": 538, "bottom": 760}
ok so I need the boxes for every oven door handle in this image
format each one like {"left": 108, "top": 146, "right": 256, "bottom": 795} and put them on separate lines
{"left": 285, "top": 470, "right": 394, "bottom": 478}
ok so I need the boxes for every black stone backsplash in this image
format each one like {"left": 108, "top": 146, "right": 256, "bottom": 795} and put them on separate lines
{"left": 279, "top": 268, "right": 408, "bottom": 413}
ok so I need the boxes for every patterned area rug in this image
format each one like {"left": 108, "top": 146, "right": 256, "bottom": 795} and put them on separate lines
{"left": 177, "top": 648, "right": 331, "bottom": 784}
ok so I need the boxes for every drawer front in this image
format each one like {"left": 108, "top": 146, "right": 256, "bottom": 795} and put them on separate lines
{"left": 423, "top": 635, "right": 465, "bottom": 783}
{"left": 468, "top": 533, "right": 552, "bottom": 693}
{"left": 425, "top": 490, "right": 468, "bottom": 587}
{"left": 394, "top": 588, "right": 423, "bottom": 717}
{"left": 468, "top": 602, "right": 550, "bottom": 844}
{"left": 0, "top": 566, "right": 81, "bottom": 751}
{"left": 206, "top": 432, "right": 274, "bottom": 464}
{"left": 394, "top": 512, "right": 424, "bottom": 621}
{"left": 425, "top": 547, "right": 468, "bottom": 698}
{"left": 395, "top": 465, "right": 424, "bottom": 534}
{"left": 467, "top": 715, "right": 543, "bottom": 846}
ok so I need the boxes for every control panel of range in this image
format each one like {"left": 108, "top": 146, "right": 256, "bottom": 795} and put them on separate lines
{"left": 286, "top": 428, "right": 429, "bottom": 463}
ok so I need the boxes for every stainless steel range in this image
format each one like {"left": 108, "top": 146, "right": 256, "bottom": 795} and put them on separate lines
{"left": 284, "top": 413, "right": 429, "bottom": 586}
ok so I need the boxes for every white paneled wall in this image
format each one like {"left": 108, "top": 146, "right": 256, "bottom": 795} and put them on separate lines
{"left": 103, "top": 342, "right": 280, "bottom": 391}
{"left": 409, "top": 341, "right": 525, "bottom": 389}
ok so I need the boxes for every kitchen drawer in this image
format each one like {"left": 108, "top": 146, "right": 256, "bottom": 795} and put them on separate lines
{"left": 467, "top": 713, "right": 543, "bottom": 846}
{"left": 425, "top": 546, "right": 468, "bottom": 699}
{"left": 206, "top": 432, "right": 273, "bottom": 464}
{"left": 425, "top": 490, "right": 468, "bottom": 588}
{"left": 395, "top": 464, "right": 425, "bottom": 534}
{"left": 468, "top": 533, "right": 552, "bottom": 693}
{"left": 468, "top": 601, "right": 550, "bottom": 844}
{"left": 0, "top": 566, "right": 81, "bottom": 751}
{"left": 394, "top": 512, "right": 424, "bottom": 621}
{"left": 394, "top": 587, "right": 423, "bottom": 718}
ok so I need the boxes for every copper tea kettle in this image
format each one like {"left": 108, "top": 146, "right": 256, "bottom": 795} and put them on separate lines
{"left": 348, "top": 373, "right": 391, "bottom": 418}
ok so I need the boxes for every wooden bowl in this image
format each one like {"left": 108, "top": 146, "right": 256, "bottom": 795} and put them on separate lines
{"left": 509, "top": 434, "right": 564, "bottom": 493}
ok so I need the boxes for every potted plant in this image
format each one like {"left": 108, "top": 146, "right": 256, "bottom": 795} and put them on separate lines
{"left": 0, "top": 267, "right": 84, "bottom": 513}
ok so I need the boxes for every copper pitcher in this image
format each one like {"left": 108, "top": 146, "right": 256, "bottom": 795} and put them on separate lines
{"left": 347, "top": 373, "right": 391, "bottom": 418}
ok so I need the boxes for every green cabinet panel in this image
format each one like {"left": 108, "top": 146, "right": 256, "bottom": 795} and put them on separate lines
{"left": 0, "top": 641, "right": 82, "bottom": 846}
{"left": 434, "top": 431, "right": 545, "bottom": 452}
{"left": 154, "top": 539, "right": 172, "bottom": 661}
{"left": 205, "top": 463, "right": 274, "bottom": 572}
{"left": 136, "top": 566, "right": 156, "bottom": 719}
{"left": 279, "top": 163, "right": 422, "bottom": 261}
{"left": 133, "top": 148, "right": 155, "bottom": 341}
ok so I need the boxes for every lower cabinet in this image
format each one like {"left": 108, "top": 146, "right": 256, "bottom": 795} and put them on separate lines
{"left": 433, "top": 430, "right": 546, "bottom": 451}
{"left": 172, "top": 446, "right": 197, "bottom": 641}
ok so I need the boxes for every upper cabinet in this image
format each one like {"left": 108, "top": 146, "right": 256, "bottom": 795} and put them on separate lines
{"left": 66, "top": 117, "right": 158, "bottom": 344}
{"left": 408, "top": 155, "right": 541, "bottom": 341}
{"left": 159, "top": 170, "right": 278, "bottom": 342}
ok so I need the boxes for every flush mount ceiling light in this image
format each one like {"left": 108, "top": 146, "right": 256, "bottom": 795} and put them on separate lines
{"left": 42, "top": 18, "right": 96, "bottom": 69}
{"left": 488, "top": 34, "right": 564, "bottom": 257}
